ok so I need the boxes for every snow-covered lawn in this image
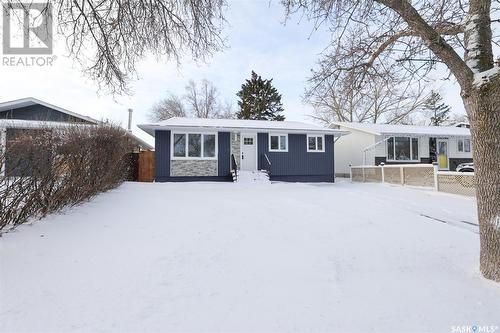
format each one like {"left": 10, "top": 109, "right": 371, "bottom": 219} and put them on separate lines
{"left": 1, "top": 180, "right": 499, "bottom": 332}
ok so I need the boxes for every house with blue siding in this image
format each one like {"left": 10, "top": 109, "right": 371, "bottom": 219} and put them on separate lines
{"left": 0, "top": 97, "right": 153, "bottom": 177}
{"left": 138, "top": 117, "right": 348, "bottom": 182}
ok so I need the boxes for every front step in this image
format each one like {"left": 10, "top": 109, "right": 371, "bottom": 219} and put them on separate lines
{"left": 235, "top": 170, "right": 270, "bottom": 184}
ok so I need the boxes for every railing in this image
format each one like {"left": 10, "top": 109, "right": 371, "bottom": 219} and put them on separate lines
{"left": 350, "top": 163, "right": 476, "bottom": 196}
{"left": 231, "top": 154, "right": 238, "bottom": 180}
{"left": 262, "top": 153, "right": 272, "bottom": 176}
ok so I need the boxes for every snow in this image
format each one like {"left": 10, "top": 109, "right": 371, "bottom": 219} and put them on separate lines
{"left": 0, "top": 119, "right": 94, "bottom": 129}
{"left": 1, "top": 181, "right": 499, "bottom": 332}
{"left": 138, "top": 117, "right": 349, "bottom": 136}
{"left": 473, "top": 66, "right": 500, "bottom": 86}
{"left": 332, "top": 121, "right": 471, "bottom": 137}
{"left": 236, "top": 170, "right": 271, "bottom": 183}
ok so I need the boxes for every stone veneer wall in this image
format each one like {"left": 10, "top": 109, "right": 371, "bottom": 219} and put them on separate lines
{"left": 170, "top": 160, "right": 218, "bottom": 177}
{"left": 231, "top": 132, "right": 241, "bottom": 169}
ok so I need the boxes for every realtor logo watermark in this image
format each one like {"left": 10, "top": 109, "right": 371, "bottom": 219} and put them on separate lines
{"left": 451, "top": 325, "right": 499, "bottom": 333}
{"left": 2, "top": 2, "right": 56, "bottom": 66}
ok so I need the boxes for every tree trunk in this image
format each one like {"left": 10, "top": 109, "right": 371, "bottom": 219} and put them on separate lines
{"left": 462, "top": 78, "right": 500, "bottom": 281}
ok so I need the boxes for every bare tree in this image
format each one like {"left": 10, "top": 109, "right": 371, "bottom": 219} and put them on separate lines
{"left": 184, "top": 79, "right": 225, "bottom": 118}
{"left": 283, "top": 0, "right": 500, "bottom": 281}
{"left": 308, "top": 68, "right": 428, "bottom": 125}
{"left": 217, "top": 100, "right": 235, "bottom": 119}
{"left": 150, "top": 79, "right": 234, "bottom": 120}
{"left": 4, "top": 1, "right": 227, "bottom": 94}
{"left": 149, "top": 94, "right": 186, "bottom": 121}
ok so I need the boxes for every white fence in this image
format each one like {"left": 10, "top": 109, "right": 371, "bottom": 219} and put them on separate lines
{"left": 350, "top": 164, "right": 476, "bottom": 197}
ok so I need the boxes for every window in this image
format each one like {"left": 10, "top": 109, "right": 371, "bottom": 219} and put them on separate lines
{"left": 173, "top": 134, "right": 186, "bottom": 157}
{"left": 307, "top": 135, "right": 324, "bottom": 152}
{"left": 386, "top": 136, "right": 419, "bottom": 161}
{"left": 203, "top": 134, "right": 216, "bottom": 157}
{"left": 411, "top": 138, "right": 419, "bottom": 160}
{"left": 243, "top": 137, "right": 253, "bottom": 145}
{"left": 188, "top": 134, "right": 201, "bottom": 157}
{"left": 172, "top": 133, "right": 217, "bottom": 159}
{"left": 269, "top": 134, "right": 288, "bottom": 152}
{"left": 457, "top": 138, "right": 471, "bottom": 152}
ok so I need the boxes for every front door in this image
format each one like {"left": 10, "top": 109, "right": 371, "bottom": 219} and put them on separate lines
{"left": 437, "top": 140, "right": 449, "bottom": 170}
{"left": 241, "top": 134, "right": 257, "bottom": 171}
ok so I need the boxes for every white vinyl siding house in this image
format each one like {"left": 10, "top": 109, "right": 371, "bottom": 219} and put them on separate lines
{"left": 331, "top": 122, "right": 473, "bottom": 176}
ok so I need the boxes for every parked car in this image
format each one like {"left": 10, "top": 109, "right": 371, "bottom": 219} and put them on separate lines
{"left": 456, "top": 163, "right": 474, "bottom": 172}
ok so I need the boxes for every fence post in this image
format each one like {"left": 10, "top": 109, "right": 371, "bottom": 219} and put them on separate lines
{"left": 380, "top": 163, "right": 385, "bottom": 183}
{"left": 349, "top": 164, "right": 352, "bottom": 182}
{"left": 400, "top": 166, "right": 404, "bottom": 185}
{"left": 433, "top": 162, "right": 439, "bottom": 191}
{"left": 362, "top": 166, "right": 366, "bottom": 182}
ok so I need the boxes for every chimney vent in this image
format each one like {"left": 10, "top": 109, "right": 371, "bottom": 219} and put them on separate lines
{"left": 127, "top": 108, "right": 133, "bottom": 132}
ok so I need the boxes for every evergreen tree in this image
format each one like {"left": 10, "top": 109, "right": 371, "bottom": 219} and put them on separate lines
{"left": 236, "top": 71, "right": 285, "bottom": 121}
{"left": 422, "top": 91, "right": 451, "bottom": 126}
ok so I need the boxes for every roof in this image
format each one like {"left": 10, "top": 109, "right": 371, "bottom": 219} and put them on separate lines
{"left": 0, "top": 119, "right": 153, "bottom": 150}
{"left": 0, "top": 119, "right": 95, "bottom": 129}
{"left": 331, "top": 121, "right": 471, "bottom": 137}
{"left": 127, "top": 131, "right": 153, "bottom": 150}
{"left": 139, "top": 117, "right": 349, "bottom": 136}
{"left": 0, "top": 97, "right": 99, "bottom": 124}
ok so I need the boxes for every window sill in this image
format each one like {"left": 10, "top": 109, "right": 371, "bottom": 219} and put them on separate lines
{"left": 269, "top": 150, "right": 288, "bottom": 153}
{"left": 307, "top": 150, "right": 325, "bottom": 153}
{"left": 386, "top": 159, "right": 420, "bottom": 163}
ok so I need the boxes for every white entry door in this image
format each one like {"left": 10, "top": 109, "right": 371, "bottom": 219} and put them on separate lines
{"left": 241, "top": 134, "right": 257, "bottom": 171}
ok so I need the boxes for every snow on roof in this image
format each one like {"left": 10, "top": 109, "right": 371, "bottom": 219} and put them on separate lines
{"left": 139, "top": 117, "right": 348, "bottom": 136}
{"left": 0, "top": 119, "right": 153, "bottom": 150}
{"left": 332, "top": 122, "right": 471, "bottom": 137}
{"left": 0, "top": 97, "right": 99, "bottom": 124}
{"left": 0, "top": 119, "right": 96, "bottom": 129}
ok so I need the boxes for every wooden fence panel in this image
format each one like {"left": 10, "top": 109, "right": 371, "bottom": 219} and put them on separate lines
{"left": 138, "top": 151, "right": 155, "bottom": 182}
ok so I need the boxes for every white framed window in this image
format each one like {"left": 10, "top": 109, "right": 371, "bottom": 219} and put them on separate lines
{"left": 457, "top": 138, "right": 471, "bottom": 152}
{"left": 172, "top": 132, "right": 217, "bottom": 159}
{"left": 307, "top": 134, "right": 325, "bottom": 152}
{"left": 387, "top": 136, "right": 419, "bottom": 161}
{"left": 269, "top": 134, "right": 288, "bottom": 152}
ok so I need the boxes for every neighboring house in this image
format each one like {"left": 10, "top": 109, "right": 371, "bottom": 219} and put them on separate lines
{"left": 332, "top": 122, "right": 473, "bottom": 176}
{"left": 138, "top": 117, "right": 348, "bottom": 182}
{"left": 0, "top": 97, "right": 152, "bottom": 176}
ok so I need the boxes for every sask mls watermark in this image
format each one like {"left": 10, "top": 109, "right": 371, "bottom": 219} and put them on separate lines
{"left": 2, "top": 2, "right": 56, "bottom": 66}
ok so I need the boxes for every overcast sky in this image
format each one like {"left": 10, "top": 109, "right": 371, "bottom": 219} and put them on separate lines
{"left": 0, "top": 0, "right": 466, "bottom": 145}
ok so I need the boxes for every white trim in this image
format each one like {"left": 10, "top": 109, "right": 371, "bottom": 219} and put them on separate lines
{"left": 268, "top": 133, "right": 288, "bottom": 152}
{"left": 139, "top": 123, "right": 349, "bottom": 137}
{"left": 307, "top": 134, "right": 325, "bottom": 152}
{"left": 386, "top": 136, "right": 420, "bottom": 162}
{"left": 171, "top": 131, "right": 218, "bottom": 160}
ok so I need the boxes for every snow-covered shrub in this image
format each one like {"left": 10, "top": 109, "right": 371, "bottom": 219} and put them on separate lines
{"left": 0, "top": 124, "right": 133, "bottom": 232}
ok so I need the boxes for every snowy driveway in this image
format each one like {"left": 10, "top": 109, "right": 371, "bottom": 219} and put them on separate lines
{"left": 1, "top": 180, "right": 499, "bottom": 332}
